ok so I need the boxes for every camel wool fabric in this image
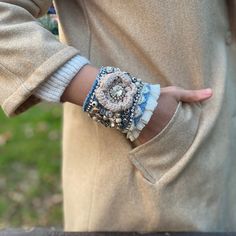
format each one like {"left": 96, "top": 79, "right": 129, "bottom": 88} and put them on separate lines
{"left": 1, "top": 0, "right": 236, "bottom": 232}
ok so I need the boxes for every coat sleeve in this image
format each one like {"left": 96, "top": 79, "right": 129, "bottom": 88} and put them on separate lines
{"left": 0, "top": 0, "right": 80, "bottom": 117}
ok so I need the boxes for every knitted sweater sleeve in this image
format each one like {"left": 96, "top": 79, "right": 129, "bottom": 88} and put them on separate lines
{"left": 34, "top": 55, "right": 90, "bottom": 102}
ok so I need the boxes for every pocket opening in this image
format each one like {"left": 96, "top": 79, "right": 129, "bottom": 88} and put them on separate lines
{"left": 128, "top": 102, "right": 202, "bottom": 184}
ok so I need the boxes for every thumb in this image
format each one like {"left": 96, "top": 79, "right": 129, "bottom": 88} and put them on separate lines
{"left": 172, "top": 87, "right": 213, "bottom": 103}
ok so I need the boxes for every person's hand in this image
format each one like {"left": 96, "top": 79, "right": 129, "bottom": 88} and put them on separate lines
{"left": 135, "top": 86, "right": 213, "bottom": 146}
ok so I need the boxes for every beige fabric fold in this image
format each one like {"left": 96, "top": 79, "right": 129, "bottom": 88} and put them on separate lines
{"left": 0, "top": 0, "right": 79, "bottom": 116}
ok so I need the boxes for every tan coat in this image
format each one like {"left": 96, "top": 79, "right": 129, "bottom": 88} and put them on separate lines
{"left": 1, "top": 0, "right": 236, "bottom": 232}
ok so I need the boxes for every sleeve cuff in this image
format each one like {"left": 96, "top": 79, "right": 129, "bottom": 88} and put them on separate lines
{"left": 34, "top": 55, "right": 90, "bottom": 102}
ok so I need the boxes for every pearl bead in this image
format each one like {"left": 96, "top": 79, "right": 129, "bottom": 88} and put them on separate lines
{"left": 115, "top": 118, "right": 122, "bottom": 123}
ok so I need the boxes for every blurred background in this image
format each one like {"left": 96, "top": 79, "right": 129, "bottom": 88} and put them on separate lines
{"left": 0, "top": 5, "right": 63, "bottom": 229}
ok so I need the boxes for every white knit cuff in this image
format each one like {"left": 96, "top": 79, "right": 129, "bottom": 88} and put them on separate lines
{"left": 34, "top": 55, "right": 90, "bottom": 102}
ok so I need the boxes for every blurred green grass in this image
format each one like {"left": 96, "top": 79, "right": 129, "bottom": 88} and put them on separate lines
{"left": 0, "top": 103, "right": 63, "bottom": 228}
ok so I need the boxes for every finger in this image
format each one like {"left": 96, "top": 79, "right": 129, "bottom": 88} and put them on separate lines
{"left": 174, "top": 88, "right": 213, "bottom": 102}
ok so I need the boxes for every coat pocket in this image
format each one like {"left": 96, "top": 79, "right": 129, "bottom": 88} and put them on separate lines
{"left": 127, "top": 101, "right": 201, "bottom": 184}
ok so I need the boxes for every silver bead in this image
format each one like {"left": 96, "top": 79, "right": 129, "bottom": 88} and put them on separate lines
{"left": 92, "top": 101, "right": 98, "bottom": 107}
{"left": 110, "top": 122, "right": 115, "bottom": 128}
{"left": 103, "top": 115, "right": 108, "bottom": 120}
{"left": 106, "top": 66, "right": 113, "bottom": 73}
{"left": 106, "top": 111, "right": 113, "bottom": 118}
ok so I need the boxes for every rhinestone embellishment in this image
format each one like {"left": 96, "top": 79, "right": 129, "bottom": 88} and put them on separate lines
{"left": 110, "top": 84, "right": 124, "bottom": 98}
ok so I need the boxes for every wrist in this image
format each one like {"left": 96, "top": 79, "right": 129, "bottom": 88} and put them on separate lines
{"left": 61, "top": 64, "right": 99, "bottom": 105}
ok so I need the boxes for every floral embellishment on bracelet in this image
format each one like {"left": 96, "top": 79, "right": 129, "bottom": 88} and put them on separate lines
{"left": 82, "top": 66, "right": 160, "bottom": 141}
{"left": 95, "top": 71, "right": 137, "bottom": 112}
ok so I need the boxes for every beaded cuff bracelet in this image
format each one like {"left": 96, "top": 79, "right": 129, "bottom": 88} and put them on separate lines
{"left": 82, "top": 66, "right": 160, "bottom": 141}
